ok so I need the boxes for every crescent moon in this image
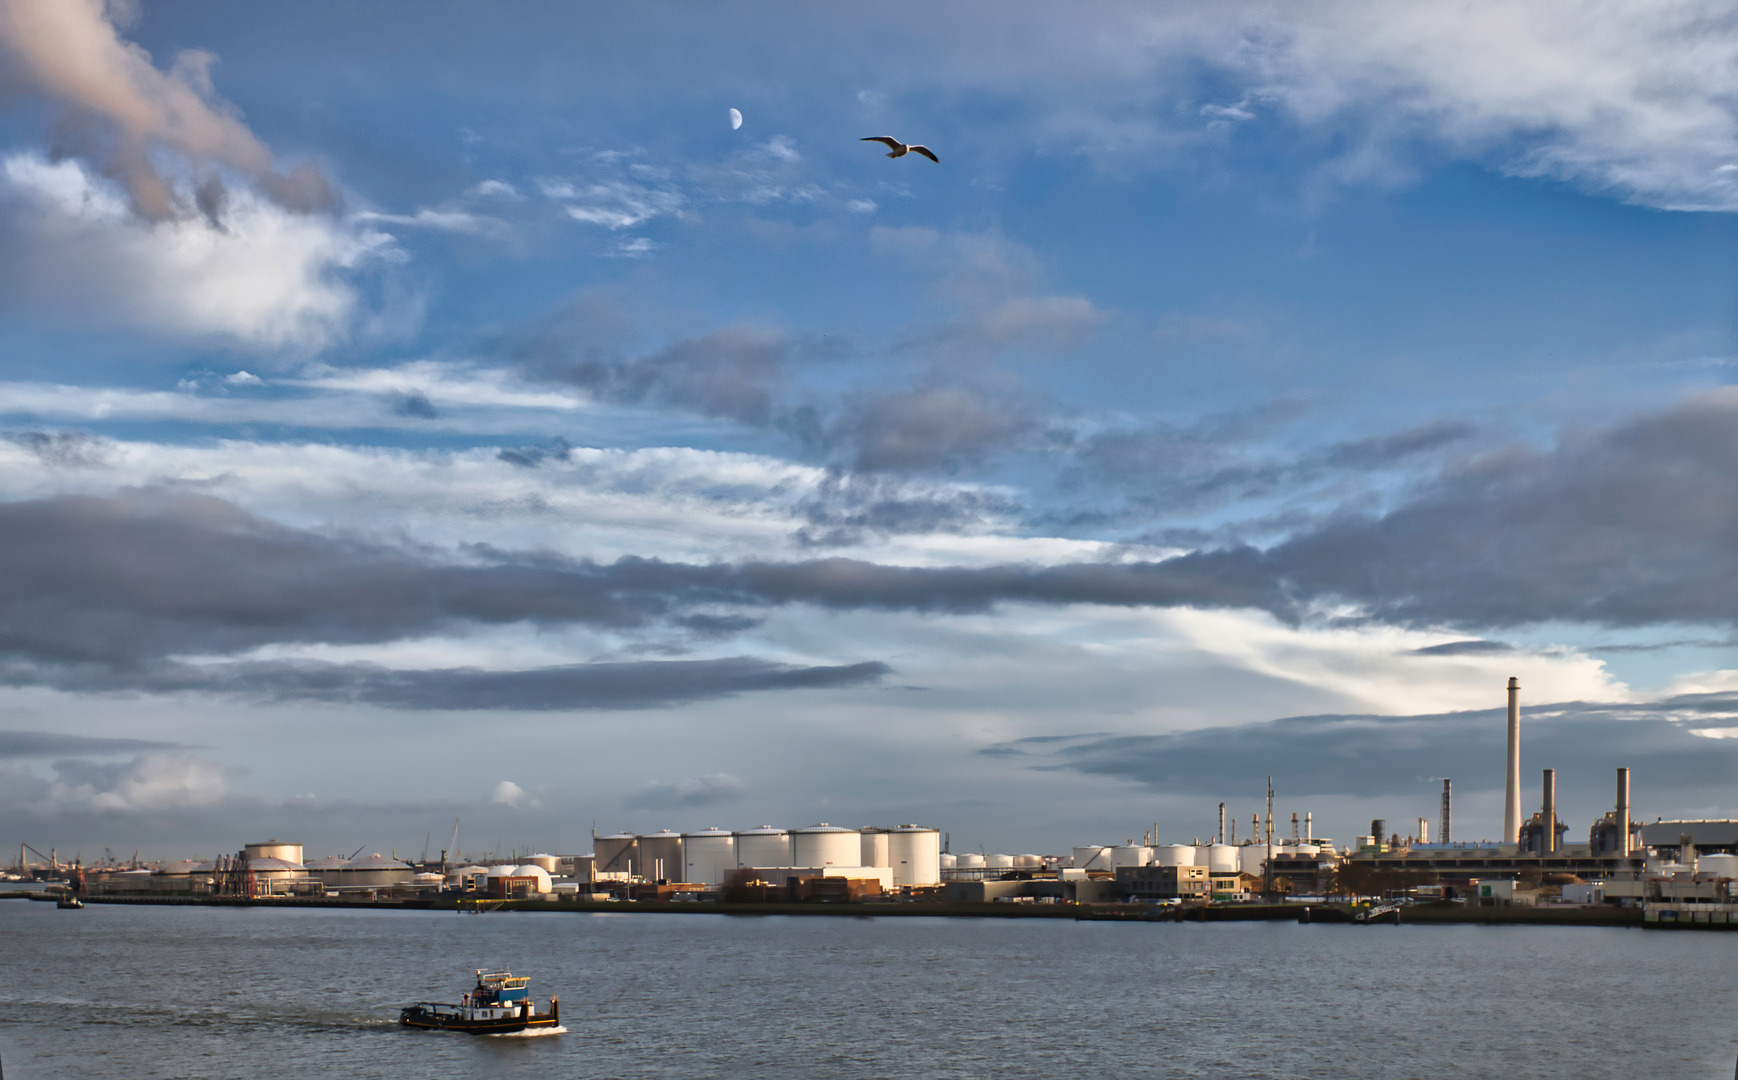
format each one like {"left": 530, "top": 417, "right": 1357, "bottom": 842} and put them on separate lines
{"left": 729, "top": 108, "right": 743, "bottom": 130}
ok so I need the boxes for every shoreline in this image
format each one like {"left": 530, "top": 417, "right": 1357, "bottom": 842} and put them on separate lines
{"left": 10, "top": 892, "right": 1712, "bottom": 928}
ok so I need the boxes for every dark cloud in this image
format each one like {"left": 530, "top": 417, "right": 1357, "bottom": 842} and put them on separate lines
{"left": 623, "top": 772, "right": 747, "bottom": 810}
{"left": 993, "top": 691, "right": 1738, "bottom": 815}
{"left": 0, "top": 656, "right": 890, "bottom": 711}
{"left": 1409, "top": 640, "right": 1515, "bottom": 656}
{"left": 6, "top": 430, "right": 110, "bottom": 468}
{"left": 496, "top": 438, "right": 573, "bottom": 468}
{"left": 0, "top": 730, "right": 182, "bottom": 758}
{"left": 390, "top": 391, "right": 438, "bottom": 419}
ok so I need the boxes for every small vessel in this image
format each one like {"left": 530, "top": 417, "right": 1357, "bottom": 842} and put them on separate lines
{"left": 56, "top": 895, "right": 84, "bottom": 909}
{"left": 400, "top": 970, "right": 560, "bottom": 1035}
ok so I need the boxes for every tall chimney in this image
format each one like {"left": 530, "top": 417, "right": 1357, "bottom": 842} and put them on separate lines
{"left": 1541, "top": 768, "right": 1557, "bottom": 855}
{"left": 1503, "top": 677, "right": 1521, "bottom": 844}
{"left": 1218, "top": 802, "right": 1226, "bottom": 845}
{"left": 1441, "top": 778, "right": 1452, "bottom": 845}
{"left": 1305, "top": 811, "right": 1313, "bottom": 841}
{"left": 1291, "top": 812, "right": 1299, "bottom": 841}
{"left": 1615, "top": 768, "right": 1630, "bottom": 857}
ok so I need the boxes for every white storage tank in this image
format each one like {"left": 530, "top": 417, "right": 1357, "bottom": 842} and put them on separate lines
{"left": 1072, "top": 845, "right": 1112, "bottom": 870}
{"left": 939, "top": 853, "right": 958, "bottom": 869}
{"left": 638, "top": 830, "right": 684, "bottom": 883}
{"left": 337, "top": 853, "right": 414, "bottom": 889}
{"left": 593, "top": 832, "right": 639, "bottom": 877}
{"left": 955, "top": 853, "right": 986, "bottom": 868}
{"left": 1154, "top": 844, "right": 1195, "bottom": 867}
{"left": 1238, "top": 844, "right": 1267, "bottom": 875}
{"left": 1112, "top": 845, "right": 1153, "bottom": 868}
{"left": 1698, "top": 853, "right": 1738, "bottom": 878}
{"left": 735, "top": 827, "right": 791, "bottom": 868}
{"left": 244, "top": 840, "right": 304, "bottom": 866}
{"left": 887, "top": 825, "right": 942, "bottom": 886}
{"left": 682, "top": 829, "right": 737, "bottom": 885}
{"left": 860, "top": 829, "right": 890, "bottom": 868}
{"left": 521, "top": 854, "right": 559, "bottom": 874}
{"left": 1207, "top": 844, "right": 1239, "bottom": 874}
{"left": 985, "top": 854, "right": 1015, "bottom": 868}
{"left": 792, "top": 824, "right": 859, "bottom": 867}
{"left": 1014, "top": 854, "right": 1044, "bottom": 869}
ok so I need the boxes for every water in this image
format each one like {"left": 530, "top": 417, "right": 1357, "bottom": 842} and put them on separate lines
{"left": 3, "top": 901, "right": 1736, "bottom": 1078}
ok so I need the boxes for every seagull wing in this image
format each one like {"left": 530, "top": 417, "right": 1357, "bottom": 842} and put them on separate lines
{"left": 909, "top": 145, "right": 940, "bottom": 163}
{"left": 862, "top": 137, "right": 903, "bottom": 149}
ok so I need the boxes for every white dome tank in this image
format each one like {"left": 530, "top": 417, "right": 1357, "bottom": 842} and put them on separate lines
{"left": 1072, "top": 845, "right": 1112, "bottom": 870}
{"left": 860, "top": 829, "right": 890, "bottom": 868}
{"left": 1207, "top": 844, "right": 1239, "bottom": 874}
{"left": 1154, "top": 844, "right": 1195, "bottom": 867}
{"left": 956, "top": 853, "right": 986, "bottom": 868}
{"left": 1112, "top": 845, "right": 1153, "bottom": 868}
{"left": 735, "top": 827, "right": 791, "bottom": 868}
{"left": 682, "top": 829, "right": 737, "bottom": 885}
{"left": 887, "top": 825, "right": 942, "bottom": 886}
{"left": 792, "top": 824, "right": 859, "bottom": 867}
{"left": 1239, "top": 845, "right": 1267, "bottom": 875}
{"left": 985, "top": 854, "right": 1014, "bottom": 868}
{"left": 510, "top": 865, "right": 553, "bottom": 893}
{"left": 1698, "top": 853, "right": 1738, "bottom": 878}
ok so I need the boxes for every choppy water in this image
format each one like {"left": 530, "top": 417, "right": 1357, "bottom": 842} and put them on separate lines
{"left": 2, "top": 900, "right": 1736, "bottom": 1079}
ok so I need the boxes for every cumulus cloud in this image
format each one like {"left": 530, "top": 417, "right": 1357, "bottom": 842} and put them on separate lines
{"left": 0, "top": 0, "right": 335, "bottom": 219}
{"left": 492, "top": 780, "right": 527, "bottom": 806}
{"left": 4, "top": 751, "right": 235, "bottom": 816}
{"left": 623, "top": 772, "right": 746, "bottom": 810}
{"left": 0, "top": 154, "right": 395, "bottom": 349}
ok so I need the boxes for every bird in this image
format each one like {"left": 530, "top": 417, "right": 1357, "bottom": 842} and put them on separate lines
{"left": 862, "top": 136, "right": 939, "bottom": 163}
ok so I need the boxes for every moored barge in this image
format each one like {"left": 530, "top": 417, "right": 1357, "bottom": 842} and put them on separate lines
{"left": 400, "top": 970, "right": 560, "bottom": 1035}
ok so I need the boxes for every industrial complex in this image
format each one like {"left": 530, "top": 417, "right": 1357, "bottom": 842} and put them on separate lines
{"left": 11, "top": 679, "right": 1738, "bottom": 924}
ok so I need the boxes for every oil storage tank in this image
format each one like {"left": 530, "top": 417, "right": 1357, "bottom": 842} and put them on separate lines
{"left": 1238, "top": 844, "right": 1267, "bottom": 875}
{"left": 1073, "top": 845, "right": 1112, "bottom": 870}
{"left": 1207, "top": 844, "right": 1239, "bottom": 875}
{"left": 792, "top": 824, "right": 859, "bottom": 867}
{"left": 639, "top": 830, "right": 684, "bottom": 883}
{"left": 1112, "top": 845, "right": 1153, "bottom": 868}
{"left": 594, "top": 832, "right": 639, "bottom": 878}
{"left": 985, "top": 854, "right": 1015, "bottom": 868}
{"left": 956, "top": 853, "right": 985, "bottom": 868}
{"left": 735, "top": 827, "right": 791, "bottom": 869}
{"left": 1154, "top": 844, "right": 1195, "bottom": 867}
{"left": 939, "top": 853, "right": 958, "bottom": 869}
{"left": 861, "top": 829, "right": 890, "bottom": 868}
{"left": 683, "top": 829, "right": 737, "bottom": 885}
{"left": 244, "top": 840, "right": 303, "bottom": 865}
{"left": 888, "top": 825, "right": 941, "bottom": 886}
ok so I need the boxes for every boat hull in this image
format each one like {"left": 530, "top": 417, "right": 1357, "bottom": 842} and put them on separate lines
{"left": 399, "top": 1000, "right": 559, "bottom": 1035}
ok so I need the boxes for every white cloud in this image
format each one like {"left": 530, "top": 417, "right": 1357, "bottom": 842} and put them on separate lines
{"left": 624, "top": 772, "right": 747, "bottom": 809}
{"left": 0, "top": 154, "right": 397, "bottom": 350}
{"left": 352, "top": 207, "right": 515, "bottom": 242}
{"left": 472, "top": 180, "right": 521, "bottom": 200}
{"left": 762, "top": 136, "right": 802, "bottom": 162}
{"left": 17, "top": 752, "right": 236, "bottom": 816}
{"left": 492, "top": 779, "right": 528, "bottom": 806}
{"left": 224, "top": 370, "right": 263, "bottom": 386}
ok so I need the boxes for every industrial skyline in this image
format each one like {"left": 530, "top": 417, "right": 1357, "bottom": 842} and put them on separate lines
{"left": 0, "top": 2, "right": 1733, "bottom": 858}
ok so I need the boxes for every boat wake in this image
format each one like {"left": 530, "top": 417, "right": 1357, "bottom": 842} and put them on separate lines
{"left": 488, "top": 1025, "right": 567, "bottom": 1038}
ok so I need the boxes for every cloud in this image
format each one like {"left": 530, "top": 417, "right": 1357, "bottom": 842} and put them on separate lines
{"left": 544, "top": 179, "right": 685, "bottom": 230}
{"left": 492, "top": 780, "right": 527, "bottom": 806}
{"left": 0, "top": 730, "right": 181, "bottom": 757}
{"left": 352, "top": 208, "right": 515, "bottom": 242}
{"left": 623, "top": 772, "right": 746, "bottom": 810}
{"left": 0, "top": 0, "right": 335, "bottom": 220}
{"left": 0, "top": 154, "right": 395, "bottom": 349}
{"left": 4, "top": 751, "right": 235, "bottom": 816}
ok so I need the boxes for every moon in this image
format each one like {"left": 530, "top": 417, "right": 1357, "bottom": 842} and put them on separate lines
{"left": 729, "top": 108, "right": 743, "bottom": 130}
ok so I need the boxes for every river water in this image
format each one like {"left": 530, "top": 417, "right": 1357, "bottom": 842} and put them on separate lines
{"left": 2, "top": 900, "right": 1735, "bottom": 1079}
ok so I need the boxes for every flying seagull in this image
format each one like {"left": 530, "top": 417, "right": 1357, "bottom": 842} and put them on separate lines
{"left": 862, "top": 136, "right": 939, "bottom": 163}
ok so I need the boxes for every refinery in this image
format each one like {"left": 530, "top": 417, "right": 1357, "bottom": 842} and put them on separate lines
{"left": 10, "top": 678, "right": 1738, "bottom": 926}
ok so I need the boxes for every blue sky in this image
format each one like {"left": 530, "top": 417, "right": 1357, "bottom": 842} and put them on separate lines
{"left": 0, "top": 1, "right": 1733, "bottom": 860}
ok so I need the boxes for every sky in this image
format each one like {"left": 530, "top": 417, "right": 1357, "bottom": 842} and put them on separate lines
{"left": 0, "top": 0, "right": 1734, "bottom": 863}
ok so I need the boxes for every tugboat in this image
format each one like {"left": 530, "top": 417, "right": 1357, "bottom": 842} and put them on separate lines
{"left": 399, "top": 971, "right": 560, "bottom": 1035}
{"left": 56, "top": 894, "right": 84, "bottom": 909}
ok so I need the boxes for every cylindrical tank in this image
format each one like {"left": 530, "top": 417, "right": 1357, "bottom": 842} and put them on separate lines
{"left": 985, "top": 854, "right": 1015, "bottom": 868}
{"left": 1154, "top": 844, "right": 1195, "bottom": 867}
{"left": 887, "top": 825, "right": 942, "bottom": 886}
{"left": 1239, "top": 844, "right": 1267, "bottom": 875}
{"left": 244, "top": 840, "right": 304, "bottom": 866}
{"left": 682, "top": 829, "right": 736, "bottom": 885}
{"left": 735, "top": 827, "right": 791, "bottom": 869}
{"left": 509, "top": 865, "right": 553, "bottom": 893}
{"left": 1698, "top": 853, "right": 1738, "bottom": 878}
{"left": 1111, "top": 845, "right": 1153, "bottom": 868}
{"left": 638, "top": 830, "right": 684, "bottom": 883}
{"left": 522, "top": 854, "right": 559, "bottom": 873}
{"left": 1073, "top": 845, "right": 1112, "bottom": 870}
{"left": 1014, "top": 854, "right": 1044, "bottom": 868}
{"left": 939, "top": 853, "right": 958, "bottom": 869}
{"left": 593, "top": 832, "right": 639, "bottom": 877}
{"left": 956, "top": 853, "right": 986, "bottom": 868}
{"left": 1207, "top": 844, "right": 1238, "bottom": 874}
{"left": 338, "top": 853, "right": 414, "bottom": 889}
{"left": 791, "top": 824, "right": 859, "bottom": 868}
{"left": 860, "top": 829, "right": 890, "bottom": 868}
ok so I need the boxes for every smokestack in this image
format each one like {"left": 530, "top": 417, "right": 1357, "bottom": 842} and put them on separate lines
{"left": 1417, "top": 817, "right": 1429, "bottom": 844}
{"left": 1441, "top": 778, "right": 1452, "bottom": 845}
{"left": 1541, "top": 768, "right": 1557, "bottom": 855}
{"left": 1615, "top": 768, "right": 1630, "bottom": 857}
{"left": 1305, "top": 811, "right": 1313, "bottom": 841}
{"left": 1503, "top": 677, "right": 1521, "bottom": 843}
{"left": 1291, "top": 812, "right": 1299, "bottom": 841}
{"left": 1218, "top": 802, "right": 1226, "bottom": 845}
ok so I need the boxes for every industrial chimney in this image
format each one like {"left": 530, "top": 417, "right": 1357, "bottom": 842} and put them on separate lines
{"left": 1503, "top": 677, "right": 1521, "bottom": 844}
{"left": 1541, "top": 768, "right": 1557, "bottom": 855}
{"left": 1615, "top": 768, "right": 1630, "bottom": 858}
{"left": 1440, "top": 778, "right": 1452, "bottom": 845}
